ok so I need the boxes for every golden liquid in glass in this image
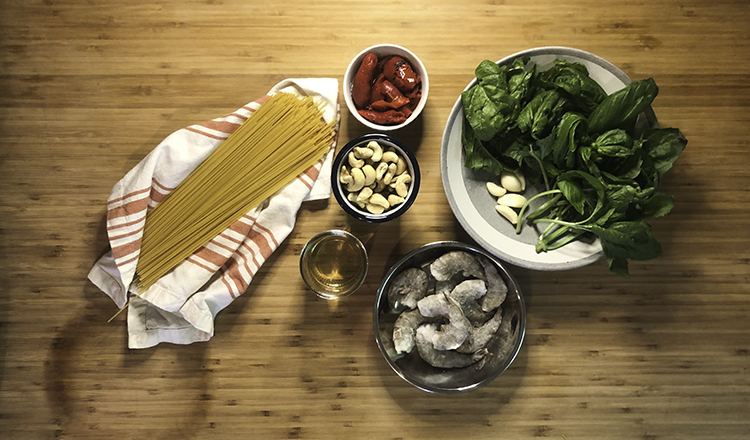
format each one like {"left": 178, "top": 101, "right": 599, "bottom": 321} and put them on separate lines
{"left": 301, "top": 231, "right": 367, "bottom": 300}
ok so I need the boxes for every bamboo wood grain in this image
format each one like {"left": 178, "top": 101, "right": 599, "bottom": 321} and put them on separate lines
{"left": 1, "top": 0, "right": 749, "bottom": 439}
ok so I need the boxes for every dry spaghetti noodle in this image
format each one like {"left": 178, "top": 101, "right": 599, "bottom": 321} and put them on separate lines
{"left": 133, "top": 92, "right": 335, "bottom": 293}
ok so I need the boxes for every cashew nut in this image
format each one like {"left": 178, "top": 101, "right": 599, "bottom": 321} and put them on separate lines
{"left": 353, "top": 146, "right": 374, "bottom": 160}
{"left": 367, "top": 193, "right": 390, "bottom": 214}
{"left": 497, "top": 193, "right": 527, "bottom": 208}
{"left": 500, "top": 170, "right": 525, "bottom": 192}
{"left": 381, "top": 151, "right": 399, "bottom": 164}
{"left": 486, "top": 181, "right": 507, "bottom": 197}
{"left": 367, "top": 141, "right": 383, "bottom": 162}
{"left": 394, "top": 173, "right": 412, "bottom": 197}
{"left": 375, "top": 161, "right": 389, "bottom": 181}
{"left": 395, "top": 156, "right": 407, "bottom": 175}
{"left": 356, "top": 187, "right": 373, "bottom": 205}
{"left": 348, "top": 192, "right": 365, "bottom": 208}
{"left": 340, "top": 166, "right": 352, "bottom": 186}
{"left": 495, "top": 204, "right": 519, "bottom": 224}
{"left": 366, "top": 203, "right": 385, "bottom": 215}
{"left": 362, "top": 164, "right": 376, "bottom": 186}
{"left": 347, "top": 167, "right": 365, "bottom": 192}
{"left": 388, "top": 194, "right": 406, "bottom": 207}
{"left": 383, "top": 163, "right": 398, "bottom": 185}
{"left": 348, "top": 151, "right": 364, "bottom": 169}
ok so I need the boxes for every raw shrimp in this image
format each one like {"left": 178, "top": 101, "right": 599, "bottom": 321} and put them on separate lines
{"left": 392, "top": 308, "right": 427, "bottom": 354}
{"left": 416, "top": 293, "right": 471, "bottom": 350}
{"left": 434, "top": 279, "right": 456, "bottom": 296}
{"left": 415, "top": 324, "right": 488, "bottom": 368}
{"left": 446, "top": 279, "right": 490, "bottom": 324}
{"left": 477, "top": 257, "right": 508, "bottom": 312}
{"left": 387, "top": 267, "right": 428, "bottom": 311}
{"left": 429, "top": 251, "right": 485, "bottom": 282}
{"left": 456, "top": 306, "right": 503, "bottom": 354}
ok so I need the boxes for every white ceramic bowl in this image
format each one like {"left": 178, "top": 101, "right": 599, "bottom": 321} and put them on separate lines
{"left": 343, "top": 44, "right": 429, "bottom": 131}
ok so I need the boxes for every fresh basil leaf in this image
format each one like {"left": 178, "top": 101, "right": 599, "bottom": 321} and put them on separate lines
{"left": 475, "top": 60, "right": 505, "bottom": 85}
{"left": 606, "top": 256, "right": 631, "bottom": 278}
{"left": 552, "top": 112, "right": 587, "bottom": 155}
{"left": 518, "top": 90, "right": 567, "bottom": 140}
{"left": 592, "top": 129, "right": 635, "bottom": 157}
{"left": 640, "top": 127, "right": 687, "bottom": 179}
{"left": 461, "top": 86, "right": 514, "bottom": 142}
{"left": 588, "top": 78, "right": 659, "bottom": 134}
{"left": 640, "top": 191, "right": 675, "bottom": 218}
{"left": 557, "top": 179, "right": 586, "bottom": 215}
{"left": 591, "top": 219, "right": 663, "bottom": 262}
{"left": 507, "top": 57, "right": 536, "bottom": 103}
{"left": 541, "top": 60, "right": 607, "bottom": 113}
{"left": 461, "top": 118, "right": 506, "bottom": 175}
{"left": 606, "top": 184, "right": 638, "bottom": 210}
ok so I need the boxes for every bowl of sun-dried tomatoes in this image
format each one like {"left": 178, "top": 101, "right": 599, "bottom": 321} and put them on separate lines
{"left": 343, "top": 44, "right": 429, "bottom": 131}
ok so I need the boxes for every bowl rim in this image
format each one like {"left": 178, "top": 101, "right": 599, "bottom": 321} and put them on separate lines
{"left": 372, "top": 240, "right": 527, "bottom": 394}
{"left": 331, "top": 133, "right": 420, "bottom": 223}
{"left": 343, "top": 43, "right": 429, "bottom": 131}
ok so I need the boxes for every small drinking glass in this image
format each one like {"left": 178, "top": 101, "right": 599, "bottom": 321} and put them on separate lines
{"left": 300, "top": 230, "right": 368, "bottom": 300}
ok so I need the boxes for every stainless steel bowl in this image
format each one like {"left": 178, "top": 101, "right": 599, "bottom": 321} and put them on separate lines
{"left": 373, "top": 241, "right": 526, "bottom": 394}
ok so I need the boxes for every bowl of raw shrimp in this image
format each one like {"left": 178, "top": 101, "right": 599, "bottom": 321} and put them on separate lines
{"left": 373, "top": 241, "right": 526, "bottom": 394}
{"left": 343, "top": 44, "right": 428, "bottom": 131}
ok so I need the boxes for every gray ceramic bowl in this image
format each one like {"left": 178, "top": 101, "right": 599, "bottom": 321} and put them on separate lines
{"left": 373, "top": 241, "right": 526, "bottom": 394}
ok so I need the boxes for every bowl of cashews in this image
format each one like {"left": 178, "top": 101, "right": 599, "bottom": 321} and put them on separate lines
{"left": 331, "top": 133, "right": 420, "bottom": 223}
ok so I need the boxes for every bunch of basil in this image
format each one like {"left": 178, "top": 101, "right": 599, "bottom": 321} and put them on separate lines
{"left": 461, "top": 57, "right": 687, "bottom": 277}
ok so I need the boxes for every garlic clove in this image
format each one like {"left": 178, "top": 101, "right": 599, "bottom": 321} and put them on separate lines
{"left": 495, "top": 204, "right": 519, "bottom": 225}
{"left": 486, "top": 181, "right": 507, "bottom": 197}
{"left": 500, "top": 170, "right": 525, "bottom": 192}
{"left": 497, "top": 193, "right": 527, "bottom": 208}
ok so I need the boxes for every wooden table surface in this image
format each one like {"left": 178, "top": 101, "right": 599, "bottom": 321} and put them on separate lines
{"left": 2, "top": 1, "right": 749, "bottom": 439}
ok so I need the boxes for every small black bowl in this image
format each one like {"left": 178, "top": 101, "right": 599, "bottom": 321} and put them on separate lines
{"left": 331, "top": 134, "right": 420, "bottom": 223}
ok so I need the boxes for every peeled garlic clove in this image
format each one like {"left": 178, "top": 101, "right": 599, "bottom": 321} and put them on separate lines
{"left": 486, "top": 181, "right": 507, "bottom": 197}
{"left": 497, "top": 193, "right": 527, "bottom": 208}
{"left": 495, "top": 204, "right": 518, "bottom": 225}
{"left": 500, "top": 171, "right": 525, "bottom": 192}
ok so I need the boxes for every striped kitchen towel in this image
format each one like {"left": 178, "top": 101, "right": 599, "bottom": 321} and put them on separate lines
{"left": 88, "top": 78, "right": 340, "bottom": 349}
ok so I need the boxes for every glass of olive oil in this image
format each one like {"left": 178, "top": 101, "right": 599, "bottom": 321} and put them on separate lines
{"left": 300, "top": 230, "right": 368, "bottom": 300}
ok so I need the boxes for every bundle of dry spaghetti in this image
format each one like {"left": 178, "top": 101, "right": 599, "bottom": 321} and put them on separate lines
{"left": 134, "top": 92, "right": 336, "bottom": 291}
